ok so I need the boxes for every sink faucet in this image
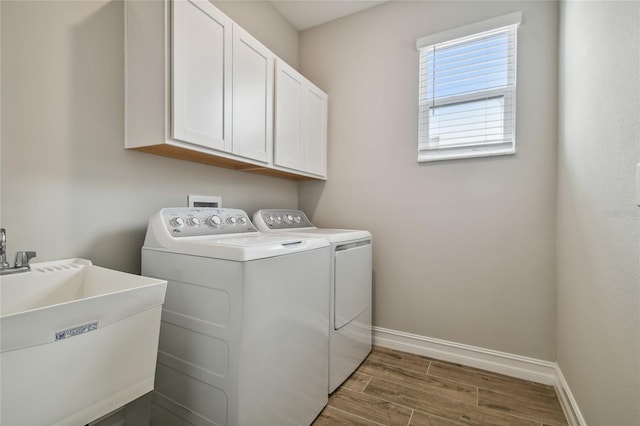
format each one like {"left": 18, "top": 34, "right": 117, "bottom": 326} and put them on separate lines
{"left": 0, "top": 228, "right": 37, "bottom": 275}
{"left": 0, "top": 228, "right": 10, "bottom": 268}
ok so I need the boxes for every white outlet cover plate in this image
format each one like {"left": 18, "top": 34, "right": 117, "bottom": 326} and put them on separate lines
{"left": 188, "top": 195, "right": 222, "bottom": 208}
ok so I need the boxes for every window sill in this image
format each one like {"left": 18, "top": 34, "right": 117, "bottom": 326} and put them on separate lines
{"left": 418, "top": 147, "right": 515, "bottom": 163}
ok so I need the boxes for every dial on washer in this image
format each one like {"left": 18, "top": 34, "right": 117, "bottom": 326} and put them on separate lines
{"left": 208, "top": 215, "right": 222, "bottom": 227}
{"left": 170, "top": 217, "right": 185, "bottom": 228}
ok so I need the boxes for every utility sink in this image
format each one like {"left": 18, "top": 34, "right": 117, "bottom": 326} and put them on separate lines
{"left": 1, "top": 258, "right": 167, "bottom": 426}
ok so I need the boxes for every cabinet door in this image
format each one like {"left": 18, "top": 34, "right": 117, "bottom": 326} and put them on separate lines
{"left": 172, "top": 0, "right": 232, "bottom": 151}
{"left": 302, "top": 85, "right": 328, "bottom": 177}
{"left": 274, "top": 61, "right": 305, "bottom": 171}
{"left": 274, "top": 60, "right": 328, "bottom": 178}
{"left": 232, "top": 26, "right": 274, "bottom": 163}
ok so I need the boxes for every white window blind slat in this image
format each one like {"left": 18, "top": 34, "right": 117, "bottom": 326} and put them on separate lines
{"left": 429, "top": 36, "right": 514, "bottom": 63}
{"left": 417, "top": 14, "right": 520, "bottom": 162}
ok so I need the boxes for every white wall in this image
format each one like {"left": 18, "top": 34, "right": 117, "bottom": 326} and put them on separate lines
{"left": 557, "top": 1, "right": 640, "bottom": 424}
{"left": 299, "top": 1, "right": 559, "bottom": 360}
{"left": 0, "top": 0, "right": 299, "bottom": 274}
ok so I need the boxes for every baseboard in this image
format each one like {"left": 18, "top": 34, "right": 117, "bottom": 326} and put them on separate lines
{"left": 373, "top": 326, "right": 557, "bottom": 384}
{"left": 372, "top": 326, "right": 585, "bottom": 426}
{"left": 554, "top": 364, "right": 587, "bottom": 426}
{"left": 89, "top": 407, "right": 126, "bottom": 426}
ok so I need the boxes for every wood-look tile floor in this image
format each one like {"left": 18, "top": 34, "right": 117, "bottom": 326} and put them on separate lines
{"left": 313, "top": 346, "right": 568, "bottom": 426}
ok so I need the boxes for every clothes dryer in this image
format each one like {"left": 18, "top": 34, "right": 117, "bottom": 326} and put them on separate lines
{"left": 253, "top": 209, "right": 372, "bottom": 393}
{"left": 142, "top": 208, "right": 330, "bottom": 425}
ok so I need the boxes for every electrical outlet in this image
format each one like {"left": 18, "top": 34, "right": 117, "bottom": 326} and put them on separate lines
{"left": 188, "top": 195, "right": 222, "bottom": 208}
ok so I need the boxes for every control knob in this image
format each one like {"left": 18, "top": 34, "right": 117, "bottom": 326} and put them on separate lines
{"left": 208, "top": 215, "right": 222, "bottom": 228}
{"left": 187, "top": 217, "right": 200, "bottom": 227}
{"left": 284, "top": 214, "right": 294, "bottom": 224}
{"left": 170, "top": 217, "right": 185, "bottom": 228}
{"left": 226, "top": 216, "right": 237, "bottom": 225}
{"left": 237, "top": 216, "right": 248, "bottom": 225}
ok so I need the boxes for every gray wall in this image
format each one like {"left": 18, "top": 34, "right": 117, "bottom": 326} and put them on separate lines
{"left": 0, "top": 0, "right": 299, "bottom": 274}
{"left": 5, "top": 2, "right": 639, "bottom": 422}
{"left": 557, "top": 1, "right": 640, "bottom": 424}
{"left": 298, "top": 1, "right": 560, "bottom": 360}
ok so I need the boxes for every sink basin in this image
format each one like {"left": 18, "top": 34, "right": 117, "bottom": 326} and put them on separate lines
{"left": 1, "top": 258, "right": 167, "bottom": 426}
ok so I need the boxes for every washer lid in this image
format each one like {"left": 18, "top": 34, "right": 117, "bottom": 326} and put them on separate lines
{"left": 147, "top": 233, "right": 328, "bottom": 261}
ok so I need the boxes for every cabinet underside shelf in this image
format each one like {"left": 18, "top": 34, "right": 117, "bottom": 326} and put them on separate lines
{"left": 131, "top": 144, "right": 319, "bottom": 181}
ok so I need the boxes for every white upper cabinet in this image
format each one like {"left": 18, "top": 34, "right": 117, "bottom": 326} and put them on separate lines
{"left": 125, "top": 0, "right": 327, "bottom": 180}
{"left": 172, "top": 0, "right": 232, "bottom": 151}
{"left": 274, "top": 60, "right": 328, "bottom": 178}
{"left": 231, "top": 26, "right": 274, "bottom": 163}
{"left": 302, "top": 85, "right": 328, "bottom": 177}
{"left": 274, "top": 61, "right": 304, "bottom": 171}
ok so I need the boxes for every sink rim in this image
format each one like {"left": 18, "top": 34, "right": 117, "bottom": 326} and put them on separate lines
{"left": 1, "top": 258, "right": 163, "bottom": 319}
{"left": 1, "top": 258, "right": 167, "bottom": 353}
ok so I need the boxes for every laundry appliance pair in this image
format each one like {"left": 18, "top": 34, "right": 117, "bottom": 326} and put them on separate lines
{"left": 142, "top": 207, "right": 371, "bottom": 426}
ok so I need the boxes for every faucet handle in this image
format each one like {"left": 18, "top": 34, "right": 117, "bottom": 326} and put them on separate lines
{"left": 14, "top": 251, "right": 37, "bottom": 268}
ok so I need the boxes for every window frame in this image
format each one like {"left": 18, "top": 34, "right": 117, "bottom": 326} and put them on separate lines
{"left": 417, "top": 12, "right": 522, "bottom": 162}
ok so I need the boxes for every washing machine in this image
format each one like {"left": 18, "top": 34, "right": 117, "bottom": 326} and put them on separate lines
{"left": 253, "top": 209, "right": 372, "bottom": 393}
{"left": 142, "top": 207, "right": 330, "bottom": 426}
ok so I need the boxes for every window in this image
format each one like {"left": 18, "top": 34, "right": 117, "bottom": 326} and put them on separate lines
{"left": 417, "top": 12, "right": 521, "bottom": 162}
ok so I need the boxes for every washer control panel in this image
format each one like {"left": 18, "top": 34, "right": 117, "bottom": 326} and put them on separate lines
{"left": 255, "top": 209, "right": 313, "bottom": 230}
{"left": 161, "top": 208, "right": 257, "bottom": 237}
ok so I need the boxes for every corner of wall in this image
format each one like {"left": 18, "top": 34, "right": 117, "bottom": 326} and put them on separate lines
{"left": 554, "top": 364, "right": 587, "bottom": 426}
{"left": 374, "top": 326, "right": 587, "bottom": 426}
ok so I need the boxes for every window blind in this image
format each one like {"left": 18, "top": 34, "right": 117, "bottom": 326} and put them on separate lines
{"left": 417, "top": 13, "right": 521, "bottom": 161}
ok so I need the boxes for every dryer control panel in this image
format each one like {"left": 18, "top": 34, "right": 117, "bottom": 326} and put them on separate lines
{"left": 161, "top": 208, "right": 257, "bottom": 237}
{"left": 254, "top": 209, "right": 314, "bottom": 230}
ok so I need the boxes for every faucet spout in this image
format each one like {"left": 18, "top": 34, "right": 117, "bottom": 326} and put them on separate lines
{"left": 0, "top": 228, "right": 10, "bottom": 268}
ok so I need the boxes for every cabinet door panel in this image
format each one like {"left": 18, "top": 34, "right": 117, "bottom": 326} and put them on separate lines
{"left": 232, "top": 26, "right": 273, "bottom": 163}
{"left": 303, "top": 87, "right": 328, "bottom": 177}
{"left": 172, "top": 0, "right": 232, "bottom": 151}
{"left": 274, "top": 62, "right": 304, "bottom": 171}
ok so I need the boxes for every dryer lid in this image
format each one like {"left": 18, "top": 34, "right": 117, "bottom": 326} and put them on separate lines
{"left": 253, "top": 210, "right": 371, "bottom": 244}
{"left": 280, "top": 228, "right": 372, "bottom": 244}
